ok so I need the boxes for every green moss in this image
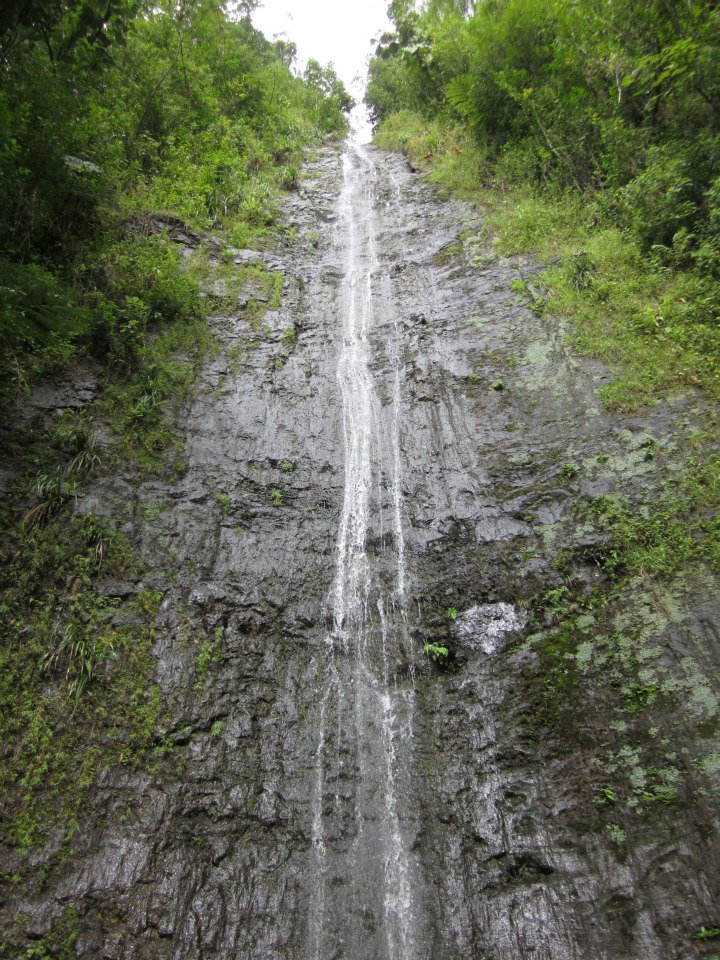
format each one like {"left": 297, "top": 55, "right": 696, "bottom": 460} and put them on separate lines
{"left": 187, "top": 247, "right": 283, "bottom": 326}
{"left": 582, "top": 458, "right": 720, "bottom": 579}
{"left": 11, "top": 906, "right": 82, "bottom": 959}
{"left": 432, "top": 240, "right": 463, "bottom": 265}
{"left": 100, "top": 312, "right": 211, "bottom": 478}
{"left": 522, "top": 624, "right": 582, "bottom": 733}
{"left": 0, "top": 508, "right": 164, "bottom": 852}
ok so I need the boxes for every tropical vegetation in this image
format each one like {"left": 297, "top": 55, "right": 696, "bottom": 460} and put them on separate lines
{"left": 0, "top": 0, "right": 352, "bottom": 401}
{"left": 367, "top": 0, "right": 720, "bottom": 404}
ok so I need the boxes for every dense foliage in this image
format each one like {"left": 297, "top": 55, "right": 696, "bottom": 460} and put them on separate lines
{"left": 367, "top": 0, "right": 720, "bottom": 277}
{"left": 0, "top": 0, "right": 352, "bottom": 400}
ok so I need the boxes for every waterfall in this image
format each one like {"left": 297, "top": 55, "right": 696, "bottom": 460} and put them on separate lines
{"left": 308, "top": 142, "right": 420, "bottom": 960}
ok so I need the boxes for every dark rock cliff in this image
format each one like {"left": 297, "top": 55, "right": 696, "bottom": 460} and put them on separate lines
{"left": 1, "top": 143, "right": 718, "bottom": 960}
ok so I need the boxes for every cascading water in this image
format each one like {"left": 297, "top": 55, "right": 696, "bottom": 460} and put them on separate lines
{"left": 308, "top": 142, "right": 421, "bottom": 960}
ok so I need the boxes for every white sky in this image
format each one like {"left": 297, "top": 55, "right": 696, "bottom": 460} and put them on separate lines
{"left": 251, "top": 0, "right": 391, "bottom": 139}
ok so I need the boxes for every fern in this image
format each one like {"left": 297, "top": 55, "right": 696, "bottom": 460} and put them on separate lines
{"left": 445, "top": 75, "right": 476, "bottom": 122}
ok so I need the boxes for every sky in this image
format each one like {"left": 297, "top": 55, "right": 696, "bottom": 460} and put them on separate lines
{"left": 251, "top": 0, "right": 391, "bottom": 140}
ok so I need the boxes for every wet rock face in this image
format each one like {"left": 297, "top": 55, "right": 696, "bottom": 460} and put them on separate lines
{"left": 452, "top": 603, "right": 527, "bottom": 655}
{"left": 4, "top": 144, "right": 719, "bottom": 959}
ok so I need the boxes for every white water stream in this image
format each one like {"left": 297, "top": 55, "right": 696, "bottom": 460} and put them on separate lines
{"left": 308, "top": 142, "right": 419, "bottom": 960}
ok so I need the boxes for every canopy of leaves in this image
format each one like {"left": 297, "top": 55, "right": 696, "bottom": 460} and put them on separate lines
{"left": 0, "top": 0, "right": 351, "bottom": 400}
{"left": 366, "top": 0, "right": 720, "bottom": 273}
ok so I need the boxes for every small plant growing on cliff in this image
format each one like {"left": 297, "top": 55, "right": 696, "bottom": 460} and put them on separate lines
{"left": 541, "top": 586, "right": 569, "bottom": 610}
{"left": 562, "top": 462, "right": 579, "bottom": 479}
{"left": 137, "top": 588, "right": 163, "bottom": 617}
{"left": 569, "top": 250, "right": 594, "bottom": 290}
{"left": 491, "top": 379, "right": 505, "bottom": 391}
{"left": 595, "top": 785, "right": 617, "bottom": 806}
{"left": 624, "top": 682, "right": 660, "bottom": 713}
{"left": 694, "top": 926, "right": 720, "bottom": 942}
{"left": 281, "top": 324, "right": 297, "bottom": 344}
{"left": 605, "top": 822, "right": 626, "bottom": 846}
{"left": 42, "top": 622, "right": 114, "bottom": 704}
{"left": 510, "top": 277, "right": 546, "bottom": 316}
{"left": 445, "top": 606, "right": 459, "bottom": 621}
{"left": 271, "top": 487, "right": 283, "bottom": 507}
{"left": 215, "top": 491, "right": 231, "bottom": 517}
{"left": 196, "top": 626, "right": 223, "bottom": 686}
{"left": 281, "top": 459, "right": 294, "bottom": 473}
{"left": 423, "top": 642, "right": 449, "bottom": 663}
{"left": 196, "top": 644, "right": 219, "bottom": 677}
{"left": 24, "top": 472, "right": 77, "bottom": 529}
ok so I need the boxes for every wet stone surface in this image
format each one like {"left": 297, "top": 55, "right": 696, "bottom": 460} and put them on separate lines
{"left": 2, "top": 143, "right": 719, "bottom": 959}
